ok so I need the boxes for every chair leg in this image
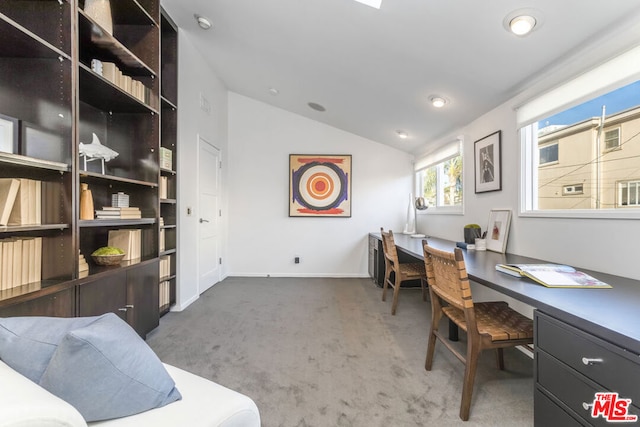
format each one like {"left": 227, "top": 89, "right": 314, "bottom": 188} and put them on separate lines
{"left": 391, "top": 276, "right": 402, "bottom": 315}
{"left": 460, "top": 344, "right": 480, "bottom": 421}
{"left": 382, "top": 268, "right": 391, "bottom": 302}
{"left": 495, "top": 348, "right": 505, "bottom": 370}
{"left": 425, "top": 306, "right": 442, "bottom": 371}
{"left": 421, "top": 278, "right": 427, "bottom": 302}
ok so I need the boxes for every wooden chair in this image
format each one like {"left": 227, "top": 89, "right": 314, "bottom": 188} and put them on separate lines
{"left": 422, "top": 240, "right": 533, "bottom": 421}
{"left": 380, "top": 228, "right": 427, "bottom": 315}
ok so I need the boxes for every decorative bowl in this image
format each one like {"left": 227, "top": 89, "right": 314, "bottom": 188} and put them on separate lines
{"left": 92, "top": 253, "right": 125, "bottom": 266}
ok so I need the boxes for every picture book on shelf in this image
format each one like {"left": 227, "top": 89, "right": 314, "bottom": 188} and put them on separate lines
{"left": 495, "top": 263, "right": 612, "bottom": 288}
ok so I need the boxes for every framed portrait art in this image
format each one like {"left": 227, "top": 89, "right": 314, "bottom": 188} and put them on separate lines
{"left": 474, "top": 130, "right": 502, "bottom": 193}
{"left": 486, "top": 209, "right": 511, "bottom": 253}
{"left": 0, "top": 113, "right": 19, "bottom": 154}
{"left": 289, "top": 154, "right": 351, "bottom": 217}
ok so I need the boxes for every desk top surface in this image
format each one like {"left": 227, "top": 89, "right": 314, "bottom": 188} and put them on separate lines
{"left": 371, "top": 232, "right": 640, "bottom": 354}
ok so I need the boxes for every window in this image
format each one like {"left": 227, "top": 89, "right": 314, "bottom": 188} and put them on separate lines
{"left": 604, "top": 128, "right": 620, "bottom": 150}
{"left": 619, "top": 180, "right": 640, "bottom": 206}
{"left": 518, "top": 45, "right": 640, "bottom": 217}
{"left": 414, "top": 139, "right": 463, "bottom": 212}
{"left": 539, "top": 142, "right": 558, "bottom": 165}
{"left": 563, "top": 184, "right": 584, "bottom": 195}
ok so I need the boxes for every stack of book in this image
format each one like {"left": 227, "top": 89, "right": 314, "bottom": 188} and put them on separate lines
{"left": 95, "top": 206, "right": 142, "bottom": 219}
{"left": 159, "top": 280, "right": 171, "bottom": 309}
{"left": 159, "top": 176, "right": 168, "bottom": 199}
{"left": 159, "top": 254, "right": 171, "bottom": 279}
{"left": 0, "top": 237, "right": 42, "bottom": 290}
{"left": 108, "top": 229, "right": 141, "bottom": 261}
{"left": 78, "top": 251, "right": 89, "bottom": 278}
{"left": 91, "top": 60, "right": 151, "bottom": 106}
{"left": 0, "top": 178, "right": 42, "bottom": 226}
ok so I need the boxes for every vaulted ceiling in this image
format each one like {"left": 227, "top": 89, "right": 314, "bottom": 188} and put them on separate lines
{"left": 161, "top": 0, "right": 640, "bottom": 154}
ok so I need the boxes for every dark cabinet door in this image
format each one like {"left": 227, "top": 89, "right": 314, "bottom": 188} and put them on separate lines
{"left": 0, "top": 288, "right": 75, "bottom": 318}
{"left": 127, "top": 260, "right": 159, "bottom": 338}
{"left": 77, "top": 270, "right": 128, "bottom": 322}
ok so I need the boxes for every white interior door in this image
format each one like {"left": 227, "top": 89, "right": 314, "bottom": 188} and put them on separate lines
{"left": 197, "top": 137, "right": 221, "bottom": 294}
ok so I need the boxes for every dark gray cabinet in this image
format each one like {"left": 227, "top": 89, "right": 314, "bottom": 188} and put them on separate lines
{"left": 535, "top": 311, "right": 640, "bottom": 426}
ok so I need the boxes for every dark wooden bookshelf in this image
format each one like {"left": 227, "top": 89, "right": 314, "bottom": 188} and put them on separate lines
{"left": 0, "top": 0, "right": 174, "bottom": 338}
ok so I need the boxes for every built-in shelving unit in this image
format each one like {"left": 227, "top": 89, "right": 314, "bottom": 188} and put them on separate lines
{"left": 0, "top": 0, "right": 175, "bottom": 338}
{"left": 159, "top": 8, "right": 178, "bottom": 315}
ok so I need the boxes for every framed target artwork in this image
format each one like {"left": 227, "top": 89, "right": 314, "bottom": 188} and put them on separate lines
{"left": 289, "top": 154, "right": 352, "bottom": 217}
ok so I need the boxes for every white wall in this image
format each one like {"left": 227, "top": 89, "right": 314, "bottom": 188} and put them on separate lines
{"left": 172, "top": 30, "right": 229, "bottom": 310}
{"left": 227, "top": 93, "right": 413, "bottom": 277}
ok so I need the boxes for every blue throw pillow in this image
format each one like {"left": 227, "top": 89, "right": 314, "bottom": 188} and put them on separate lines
{"left": 39, "top": 313, "right": 181, "bottom": 422}
{"left": 0, "top": 316, "right": 99, "bottom": 383}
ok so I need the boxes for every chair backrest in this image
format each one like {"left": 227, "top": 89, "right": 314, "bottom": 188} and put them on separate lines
{"left": 380, "top": 228, "right": 399, "bottom": 267}
{"left": 422, "top": 241, "right": 473, "bottom": 311}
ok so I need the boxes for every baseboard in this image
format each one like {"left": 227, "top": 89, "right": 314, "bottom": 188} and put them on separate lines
{"left": 170, "top": 294, "right": 199, "bottom": 312}
{"left": 227, "top": 273, "right": 370, "bottom": 278}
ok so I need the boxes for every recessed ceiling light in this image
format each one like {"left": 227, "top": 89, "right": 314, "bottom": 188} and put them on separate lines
{"left": 396, "top": 130, "right": 408, "bottom": 139}
{"left": 268, "top": 88, "right": 279, "bottom": 96}
{"left": 509, "top": 15, "right": 536, "bottom": 36}
{"left": 503, "top": 9, "right": 543, "bottom": 37}
{"left": 430, "top": 96, "right": 447, "bottom": 108}
{"left": 308, "top": 102, "right": 326, "bottom": 112}
{"left": 194, "top": 14, "right": 212, "bottom": 30}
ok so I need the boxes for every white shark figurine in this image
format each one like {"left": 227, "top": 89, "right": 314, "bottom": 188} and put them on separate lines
{"left": 79, "top": 133, "right": 119, "bottom": 174}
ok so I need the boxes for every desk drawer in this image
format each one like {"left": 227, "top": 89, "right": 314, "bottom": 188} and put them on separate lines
{"left": 538, "top": 350, "right": 640, "bottom": 426}
{"left": 536, "top": 311, "right": 640, "bottom": 404}
{"left": 534, "top": 388, "right": 584, "bottom": 427}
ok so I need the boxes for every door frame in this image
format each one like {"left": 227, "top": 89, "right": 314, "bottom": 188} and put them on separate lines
{"left": 196, "top": 134, "right": 222, "bottom": 295}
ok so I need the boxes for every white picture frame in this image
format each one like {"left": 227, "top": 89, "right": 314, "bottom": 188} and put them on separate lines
{"left": 486, "top": 209, "right": 512, "bottom": 253}
{"left": 0, "top": 113, "right": 18, "bottom": 154}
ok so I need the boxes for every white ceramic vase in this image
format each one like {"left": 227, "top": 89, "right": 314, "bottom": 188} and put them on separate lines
{"left": 85, "top": 0, "right": 113, "bottom": 35}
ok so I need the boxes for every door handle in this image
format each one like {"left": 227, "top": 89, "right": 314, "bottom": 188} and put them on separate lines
{"left": 199, "top": 218, "right": 209, "bottom": 223}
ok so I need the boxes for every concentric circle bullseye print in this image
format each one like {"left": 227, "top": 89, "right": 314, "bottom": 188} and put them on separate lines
{"left": 290, "top": 155, "right": 351, "bottom": 217}
{"left": 299, "top": 165, "right": 341, "bottom": 208}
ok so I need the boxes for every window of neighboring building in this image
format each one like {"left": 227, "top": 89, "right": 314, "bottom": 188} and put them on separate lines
{"left": 414, "top": 138, "right": 463, "bottom": 213}
{"left": 604, "top": 128, "right": 621, "bottom": 150}
{"left": 619, "top": 180, "right": 640, "bottom": 206}
{"left": 539, "top": 142, "right": 558, "bottom": 166}
{"left": 563, "top": 184, "right": 584, "bottom": 195}
{"left": 517, "top": 46, "right": 640, "bottom": 217}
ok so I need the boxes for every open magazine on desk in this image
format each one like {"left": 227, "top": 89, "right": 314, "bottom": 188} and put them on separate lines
{"left": 495, "top": 263, "right": 612, "bottom": 288}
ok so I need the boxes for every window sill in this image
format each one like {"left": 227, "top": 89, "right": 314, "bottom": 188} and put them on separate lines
{"left": 519, "top": 208, "right": 640, "bottom": 220}
{"left": 418, "top": 206, "right": 464, "bottom": 216}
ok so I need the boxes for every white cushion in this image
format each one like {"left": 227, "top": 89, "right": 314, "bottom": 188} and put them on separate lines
{"left": 0, "top": 360, "right": 87, "bottom": 427}
{"left": 87, "top": 364, "right": 260, "bottom": 427}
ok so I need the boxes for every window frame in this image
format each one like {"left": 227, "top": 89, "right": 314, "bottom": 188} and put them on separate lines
{"left": 604, "top": 127, "right": 621, "bottom": 151}
{"left": 415, "top": 150, "right": 464, "bottom": 215}
{"left": 618, "top": 180, "right": 640, "bottom": 207}
{"left": 538, "top": 141, "right": 559, "bottom": 166}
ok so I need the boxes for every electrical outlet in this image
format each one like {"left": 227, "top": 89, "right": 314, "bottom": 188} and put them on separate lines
{"left": 294, "top": 257, "right": 300, "bottom": 264}
{"left": 186, "top": 207, "right": 192, "bottom": 216}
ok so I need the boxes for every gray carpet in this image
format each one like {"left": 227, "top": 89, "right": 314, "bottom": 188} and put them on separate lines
{"left": 146, "top": 277, "right": 533, "bottom": 426}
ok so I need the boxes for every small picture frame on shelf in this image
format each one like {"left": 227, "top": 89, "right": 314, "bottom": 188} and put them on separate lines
{"left": 474, "top": 130, "right": 502, "bottom": 193}
{"left": 21, "top": 121, "right": 63, "bottom": 161}
{"left": 486, "top": 209, "right": 512, "bottom": 253}
{"left": 0, "top": 113, "right": 19, "bottom": 154}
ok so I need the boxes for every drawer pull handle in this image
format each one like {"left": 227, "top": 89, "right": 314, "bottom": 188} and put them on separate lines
{"left": 118, "top": 307, "right": 128, "bottom": 312}
{"left": 582, "top": 357, "right": 603, "bottom": 365}
{"left": 582, "top": 402, "right": 592, "bottom": 411}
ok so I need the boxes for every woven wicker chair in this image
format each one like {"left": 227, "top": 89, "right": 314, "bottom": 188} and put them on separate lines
{"left": 422, "top": 240, "right": 533, "bottom": 421}
{"left": 380, "top": 228, "right": 427, "bottom": 315}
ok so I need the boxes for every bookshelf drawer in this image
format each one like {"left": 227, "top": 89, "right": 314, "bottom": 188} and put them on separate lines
{"left": 536, "top": 311, "right": 640, "bottom": 404}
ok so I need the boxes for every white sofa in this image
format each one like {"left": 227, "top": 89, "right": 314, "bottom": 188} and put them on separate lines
{"left": 0, "top": 360, "right": 260, "bottom": 427}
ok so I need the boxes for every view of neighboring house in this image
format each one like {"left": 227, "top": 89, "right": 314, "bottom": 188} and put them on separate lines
{"left": 537, "top": 106, "right": 640, "bottom": 209}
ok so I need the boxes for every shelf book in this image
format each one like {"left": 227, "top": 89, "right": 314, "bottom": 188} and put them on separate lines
{"left": 107, "top": 229, "right": 141, "bottom": 261}
{"left": 0, "top": 237, "right": 42, "bottom": 290}
{"left": 0, "top": 178, "right": 20, "bottom": 225}
{"left": 495, "top": 263, "right": 612, "bottom": 288}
